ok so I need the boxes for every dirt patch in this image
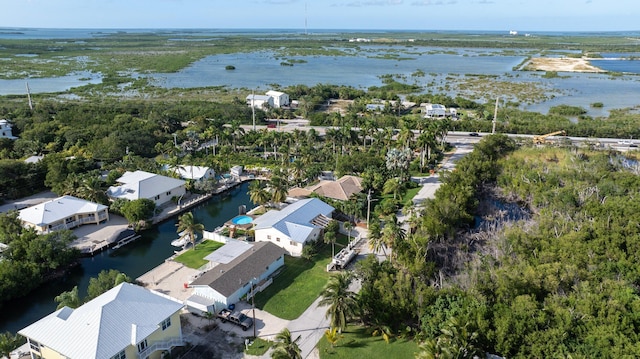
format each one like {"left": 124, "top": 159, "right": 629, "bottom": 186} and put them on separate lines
{"left": 524, "top": 57, "right": 605, "bottom": 73}
{"left": 178, "top": 313, "right": 246, "bottom": 359}
{"left": 316, "top": 99, "right": 353, "bottom": 115}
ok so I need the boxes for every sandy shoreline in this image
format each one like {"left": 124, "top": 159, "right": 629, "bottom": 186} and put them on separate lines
{"left": 524, "top": 57, "right": 606, "bottom": 73}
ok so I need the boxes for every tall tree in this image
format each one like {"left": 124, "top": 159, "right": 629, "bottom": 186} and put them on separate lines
{"left": 248, "top": 180, "right": 270, "bottom": 207}
{"left": 54, "top": 285, "right": 81, "bottom": 309}
{"left": 319, "top": 272, "right": 357, "bottom": 333}
{"left": 0, "top": 331, "right": 23, "bottom": 359}
{"left": 176, "top": 211, "right": 205, "bottom": 248}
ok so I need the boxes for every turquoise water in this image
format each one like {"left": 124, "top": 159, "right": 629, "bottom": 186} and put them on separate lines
{"left": 0, "top": 182, "right": 254, "bottom": 334}
{"left": 231, "top": 215, "right": 253, "bottom": 225}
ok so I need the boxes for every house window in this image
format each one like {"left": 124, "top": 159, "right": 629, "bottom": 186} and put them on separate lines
{"left": 161, "top": 317, "right": 171, "bottom": 330}
{"left": 110, "top": 350, "right": 126, "bottom": 359}
{"left": 276, "top": 237, "right": 280, "bottom": 242}
{"left": 166, "top": 191, "right": 171, "bottom": 196}
{"left": 137, "top": 339, "right": 148, "bottom": 353}
{"left": 29, "top": 340, "right": 41, "bottom": 353}
{"left": 154, "top": 195, "right": 160, "bottom": 200}
{"left": 267, "top": 235, "right": 271, "bottom": 240}
{"left": 290, "top": 241, "right": 297, "bottom": 246}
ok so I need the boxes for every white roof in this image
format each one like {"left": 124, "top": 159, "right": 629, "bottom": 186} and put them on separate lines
{"left": 253, "top": 198, "right": 334, "bottom": 243}
{"left": 107, "top": 170, "right": 185, "bottom": 201}
{"left": 246, "top": 94, "right": 272, "bottom": 101}
{"left": 266, "top": 90, "right": 286, "bottom": 97}
{"left": 19, "top": 283, "right": 183, "bottom": 359}
{"left": 24, "top": 155, "right": 44, "bottom": 163}
{"left": 203, "top": 239, "right": 252, "bottom": 264}
{"left": 18, "top": 195, "right": 107, "bottom": 227}
{"left": 426, "top": 103, "right": 446, "bottom": 110}
{"left": 174, "top": 166, "right": 213, "bottom": 180}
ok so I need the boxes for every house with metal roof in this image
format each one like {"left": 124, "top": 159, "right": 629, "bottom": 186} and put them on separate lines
{"left": 107, "top": 170, "right": 186, "bottom": 206}
{"left": 252, "top": 198, "right": 334, "bottom": 256}
{"left": 173, "top": 165, "right": 215, "bottom": 181}
{"left": 19, "top": 282, "right": 184, "bottom": 359}
{"left": 424, "top": 103, "right": 447, "bottom": 118}
{"left": 265, "top": 90, "right": 290, "bottom": 108}
{"left": 18, "top": 195, "right": 109, "bottom": 234}
{"left": 187, "top": 241, "right": 286, "bottom": 313}
{"left": 246, "top": 94, "right": 274, "bottom": 109}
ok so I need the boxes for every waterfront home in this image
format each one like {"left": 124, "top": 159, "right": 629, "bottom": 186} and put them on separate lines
{"left": 19, "top": 282, "right": 184, "bottom": 359}
{"left": 246, "top": 94, "right": 274, "bottom": 109}
{"left": 18, "top": 195, "right": 109, "bottom": 234}
{"left": 424, "top": 103, "right": 447, "bottom": 118}
{"left": 265, "top": 90, "right": 290, "bottom": 108}
{"left": 230, "top": 165, "right": 244, "bottom": 178}
{"left": 173, "top": 165, "right": 215, "bottom": 181}
{"left": 0, "top": 119, "right": 17, "bottom": 139}
{"left": 107, "top": 170, "right": 186, "bottom": 206}
{"left": 186, "top": 241, "right": 286, "bottom": 313}
{"left": 289, "top": 175, "right": 363, "bottom": 202}
{"left": 252, "top": 198, "right": 334, "bottom": 256}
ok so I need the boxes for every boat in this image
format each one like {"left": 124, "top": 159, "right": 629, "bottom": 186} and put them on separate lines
{"left": 171, "top": 237, "right": 189, "bottom": 247}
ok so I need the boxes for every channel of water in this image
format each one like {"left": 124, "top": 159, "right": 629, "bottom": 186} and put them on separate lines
{"left": 0, "top": 181, "right": 254, "bottom": 334}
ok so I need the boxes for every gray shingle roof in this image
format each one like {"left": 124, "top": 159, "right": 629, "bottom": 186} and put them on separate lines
{"left": 190, "top": 241, "right": 286, "bottom": 297}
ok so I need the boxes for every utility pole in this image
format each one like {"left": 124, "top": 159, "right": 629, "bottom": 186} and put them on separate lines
{"left": 492, "top": 97, "right": 499, "bottom": 134}
{"left": 26, "top": 82, "right": 33, "bottom": 111}
{"left": 252, "top": 278, "right": 257, "bottom": 338}
{"left": 251, "top": 90, "right": 256, "bottom": 131}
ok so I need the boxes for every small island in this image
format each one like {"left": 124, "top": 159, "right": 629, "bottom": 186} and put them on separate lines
{"left": 225, "top": 65, "right": 235, "bottom": 70}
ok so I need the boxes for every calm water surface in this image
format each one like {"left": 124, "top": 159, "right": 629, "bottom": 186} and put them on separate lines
{"left": 0, "top": 182, "right": 254, "bottom": 334}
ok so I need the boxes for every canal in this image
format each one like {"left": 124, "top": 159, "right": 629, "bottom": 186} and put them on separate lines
{"left": 0, "top": 182, "right": 254, "bottom": 334}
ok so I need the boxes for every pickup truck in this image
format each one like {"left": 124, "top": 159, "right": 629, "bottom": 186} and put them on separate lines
{"left": 217, "top": 308, "right": 253, "bottom": 331}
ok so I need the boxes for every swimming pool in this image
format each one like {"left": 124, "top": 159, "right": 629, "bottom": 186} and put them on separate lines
{"left": 231, "top": 215, "right": 253, "bottom": 225}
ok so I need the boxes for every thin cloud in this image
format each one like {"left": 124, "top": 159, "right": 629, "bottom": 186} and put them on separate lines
{"left": 411, "top": 0, "right": 449, "bottom": 5}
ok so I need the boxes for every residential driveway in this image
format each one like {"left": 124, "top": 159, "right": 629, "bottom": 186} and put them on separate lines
{"left": 0, "top": 191, "right": 57, "bottom": 213}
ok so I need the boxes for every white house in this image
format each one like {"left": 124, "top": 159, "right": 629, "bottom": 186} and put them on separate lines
{"left": 265, "top": 90, "right": 290, "bottom": 108}
{"left": 174, "top": 165, "right": 215, "bottom": 181}
{"left": 107, "top": 170, "right": 186, "bottom": 206}
{"left": 252, "top": 198, "right": 334, "bottom": 256}
{"left": 0, "top": 119, "right": 17, "bottom": 140}
{"left": 246, "top": 94, "right": 274, "bottom": 109}
{"left": 19, "top": 283, "right": 184, "bottom": 359}
{"left": 187, "top": 241, "right": 286, "bottom": 312}
{"left": 18, "top": 195, "right": 109, "bottom": 234}
{"left": 425, "top": 103, "right": 447, "bottom": 118}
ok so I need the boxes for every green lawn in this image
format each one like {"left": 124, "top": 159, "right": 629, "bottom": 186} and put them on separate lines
{"left": 173, "top": 240, "right": 225, "bottom": 269}
{"left": 254, "top": 236, "right": 349, "bottom": 320}
{"left": 402, "top": 187, "right": 421, "bottom": 203}
{"left": 317, "top": 326, "right": 420, "bottom": 359}
{"left": 245, "top": 337, "right": 273, "bottom": 356}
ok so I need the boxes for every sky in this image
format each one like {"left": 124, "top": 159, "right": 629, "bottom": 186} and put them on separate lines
{"left": 1, "top": 0, "right": 638, "bottom": 32}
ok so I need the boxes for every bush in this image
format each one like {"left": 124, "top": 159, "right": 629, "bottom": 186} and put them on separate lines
{"left": 225, "top": 65, "right": 236, "bottom": 70}
{"left": 590, "top": 102, "right": 604, "bottom": 108}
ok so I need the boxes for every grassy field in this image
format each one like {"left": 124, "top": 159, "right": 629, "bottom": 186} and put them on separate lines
{"left": 254, "top": 236, "right": 349, "bottom": 320}
{"left": 245, "top": 337, "right": 273, "bottom": 356}
{"left": 316, "top": 326, "right": 420, "bottom": 359}
{"left": 173, "top": 240, "right": 225, "bottom": 269}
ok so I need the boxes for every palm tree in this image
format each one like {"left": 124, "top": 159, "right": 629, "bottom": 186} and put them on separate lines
{"left": 319, "top": 272, "right": 357, "bottom": 333}
{"left": 0, "top": 331, "right": 23, "bottom": 359}
{"left": 78, "top": 175, "right": 108, "bottom": 204}
{"left": 54, "top": 285, "right": 81, "bottom": 309}
{"left": 383, "top": 178, "right": 403, "bottom": 200}
{"left": 176, "top": 212, "right": 204, "bottom": 248}
{"left": 343, "top": 221, "right": 354, "bottom": 243}
{"left": 367, "top": 219, "right": 388, "bottom": 258}
{"left": 324, "top": 231, "right": 337, "bottom": 258}
{"left": 324, "top": 327, "right": 342, "bottom": 348}
{"left": 268, "top": 170, "right": 289, "bottom": 205}
{"left": 271, "top": 328, "right": 302, "bottom": 359}
{"left": 248, "top": 180, "right": 271, "bottom": 207}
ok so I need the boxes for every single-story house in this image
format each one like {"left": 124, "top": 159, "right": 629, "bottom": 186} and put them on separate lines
{"left": 265, "top": 90, "right": 290, "bottom": 108}
{"left": 19, "top": 283, "right": 184, "bottom": 359}
{"left": 107, "top": 170, "right": 186, "bottom": 206}
{"left": 365, "top": 103, "right": 386, "bottom": 112}
{"left": 174, "top": 165, "right": 215, "bottom": 181}
{"left": 0, "top": 119, "right": 17, "bottom": 140}
{"left": 252, "top": 198, "right": 334, "bottom": 256}
{"left": 424, "top": 103, "right": 447, "bottom": 118}
{"left": 18, "top": 195, "right": 109, "bottom": 234}
{"left": 246, "top": 94, "right": 274, "bottom": 109}
{"left": 304, "top": 175, "right": 364, "bottom": 201}
{"left": 187, "top": 241, "right": 286, "bottom": 313}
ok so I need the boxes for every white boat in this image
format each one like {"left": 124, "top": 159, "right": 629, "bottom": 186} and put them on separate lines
{"left": 171, "top": 237, "right": 189, "bottom": 247}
